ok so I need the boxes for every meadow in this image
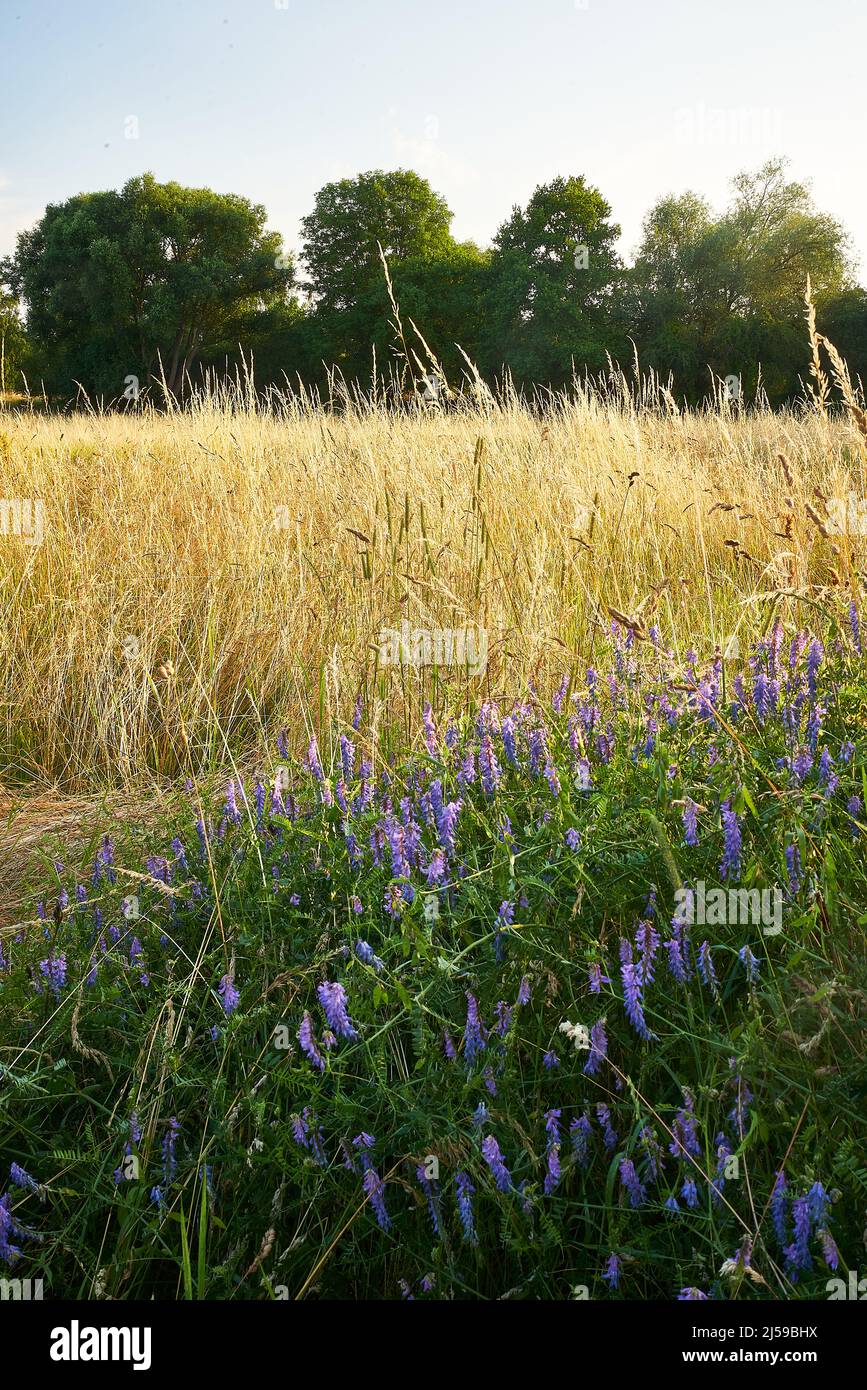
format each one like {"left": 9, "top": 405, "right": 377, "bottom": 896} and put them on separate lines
{"left": 0, "top": 327, "right": 866, "bottom": 1301}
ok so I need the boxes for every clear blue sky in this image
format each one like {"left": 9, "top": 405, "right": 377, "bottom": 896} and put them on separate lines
{"left": 2, "top": 0, "right": 865, "bottom": 274}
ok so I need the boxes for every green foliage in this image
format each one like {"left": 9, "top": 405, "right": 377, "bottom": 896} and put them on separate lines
{"left": 300, "top": 169, "right": 454, "bottom": 313}
{"left": 0, "top": 158, "right": 862, "bottom": 405}
{"left": 309, "top": 240, "right": 492, "bottom": 390}
{"left": 631, "top": 160, "right": 852, "bottom": 402}
{"left": 480, "top": 175, "right": 626, "bottom": 387}
{"left": 0, "top": 290, "right": 32, "bottom": 395}
{"left": 818, "top": 289, "right": 867, "bottom": 387}
{"left": 1, "top": 607, "right": 864, "bottom": 1300}
{"left": 1, "top": 174, "right": 294, "bottom": 399}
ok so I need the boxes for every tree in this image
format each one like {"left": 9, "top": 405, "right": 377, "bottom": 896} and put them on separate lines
{"left": 723, "top": 160, "right": 849, "bottom": 317}
{"left": 818, "top": 288, "right": 867, "bottom": 388}
{"left": 300, "top": 170, "right": 454, "bottom": 312}
{"left": 197, "top": 298, "right": 313, "bottom": 394}
{"left": 480, "top": 175, "right": 624, "bottom": 388}
{"left": 306, "top": 239, "right": 492, "bottom": 391}
{"left": 391, "top": 241, "right": 492, "bottom": 383}
{"left": 630, "top": 159, "right": 852, "bottom": 402}
{"left": 628, "top": 193, "right": 737, "bottom": 396}
{"left": 1, "top": 174, "right": 294, "bottom": 398}
{"left": 0, "top": 290, "right": 31, "bottom": 397}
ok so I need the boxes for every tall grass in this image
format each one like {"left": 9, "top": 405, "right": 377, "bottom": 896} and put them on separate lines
{"left": 1, "top": 308, "right": 866, "bottom": 1302}
{"left": 0, "top": 604, "right": 864, "bottom": 1300}
{"left": 1, "top": 359, "right": 864, "bottom": 793}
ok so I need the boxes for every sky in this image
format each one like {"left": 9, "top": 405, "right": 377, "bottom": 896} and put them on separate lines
{"left": 2, "top": 0, "right": 865, "bottom": 276}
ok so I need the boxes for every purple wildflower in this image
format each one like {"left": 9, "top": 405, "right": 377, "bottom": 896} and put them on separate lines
{"left": 161, "top": 1117, "right": 180, "bottom": 1187}
{"left": 583, "top": 1019, "right": 608, "bottom": 1077}
{"left": 416, "top": 1164, "right": 441, "bottom": 1236}
{"left": 38, "top": 954, "right": 67, "bottom": 997}
{"left": 543, "top": 1110, "right": 562, "bottom": 1195}
{"left": 601, "top": 1252, "right": 620, "bottom": 1289}
{"left": 500, "top": 716, "right": 518, "bottom": 766}
{"left": 544, "top": 760, "right": 561, "bottom": 796}
{"left": 818, "top": 1227, "right": 839, "bottom": 1271}
{"left": 710, "top": 1132, "right": 732, "bottom": 1204}
{"left": 847, "top": 794, "right": 863, "bottom": 836}
{"left": 494, "top": 1000, "right": 513, "bottom": 1037}
{"left": 455, "top": 1171, "right": 477, "bottom": 1243}
{"left": 218, "top": 973, "right": 240, "bottom": 1016}
{"left": 783, "top": 1195, "right": 813, "bottom": 1278}
{"left": 570, "top": 1112, "right": 593, "bottom": 1168}
{"left": 669, "top": 1089, "right": 701, "bottom": 1159}
{"left": 339, "top": 733, "right": 355, "bottom": 784}
{"left": 355, "top": 939, "right": 384, "bottom": 972}
{"left": 479, "top": 732, "right": 502, "bottom": 795}
{"left": 362, "top": 1163, "right": 391, "bottom": 1232}
{"left": 9, "top": 1164, "right": 40, "bottom": 1194}
{"left": 481, "top": 1135, "right": 512, "bottom": 1192}
{"left": 635, "top": 917, "right": 660, "bottom": 987}
{"left": 596, "top": 1103, "right": 618, "bottom": 1150}
{"left": 785, "top": 842, "right": 802, "bottom": 895}
{"left": 807, "top": 1181, "right": 830, "bottom": 1226}
{"left": 620, "top": 938, "right": 652, "bottom": 1039}
{"left": 697, "top": 940, "right": 720, "bottom": 999}
{"left": 727, "top": 1062, "right": 753, "bottom": 1139}
{"left": 298, "top": 1011, "right": 325, "bottom": 1071}
{"left": 806, "top": 639, "right": 823, "bottom": 700}
{"left": 681, "top": 1177, "right": 699, "bottom": 1208}
{"left": 463, "top": 992, "right": 487, "bottom": 1064}
{"left": 640, "top": 1125, "right": 665, "bottom": 1181}
{"left": 317, "top": 981, "right": 359, "bottom": 1039}
{"left": 849, "top": 600, "right": 862, "bottom": 654}
{"left": 0, "top": 1193, "right": 24, "bottom": 1263}
{"left": 720, "top": 799, "right": 742, "bottom": 881}
{"left": 619, "top": 1158, "right": 646, "bottom": 1207}
{"left": 587, "top": 961, "right": 610, "bottom": 993}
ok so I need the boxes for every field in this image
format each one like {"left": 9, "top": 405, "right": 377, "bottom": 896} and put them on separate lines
{"left": 1, "top": 363, "right": 864, "bottom": 794}
{"left": 1, "top": 351, "right": 866, "bottom": 1301}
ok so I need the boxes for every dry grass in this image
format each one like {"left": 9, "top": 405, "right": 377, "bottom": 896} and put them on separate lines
{"left": 1, "top": 367, "right": 865, "bottom": 803}
{"left": 0, "top": 785, "right": 182, "bottom": 927}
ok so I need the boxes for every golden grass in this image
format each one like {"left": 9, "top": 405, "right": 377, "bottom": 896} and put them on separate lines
{"left": 0, "top": 362, "right": 865, "bottom": 796}
{"left": 0, "top": 785, "right": 176, "bottom": 927}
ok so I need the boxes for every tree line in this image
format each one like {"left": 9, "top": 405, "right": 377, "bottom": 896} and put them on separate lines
{"left": 1, "top": 159, "right": 865, "bottom": 406}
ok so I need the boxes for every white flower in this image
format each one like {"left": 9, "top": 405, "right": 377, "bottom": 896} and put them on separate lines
{"left": 558, "top": 1019, "right": 590, "bottom": 1051}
